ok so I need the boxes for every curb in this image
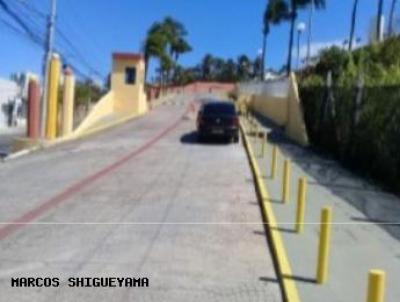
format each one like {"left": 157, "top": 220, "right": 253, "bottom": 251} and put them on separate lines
{"left": 1, "top": 94, "right": 179, "bottom": 163}
{"left": 2, "top": 113, "right": 144, "bottom": 163}
{"left": 240, "top": 121, "right": 301, "bottom": 302}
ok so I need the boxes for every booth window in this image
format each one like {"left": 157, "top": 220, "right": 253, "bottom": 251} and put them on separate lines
{"left": 125, "top": 67, "right": 136, "bottom": 85}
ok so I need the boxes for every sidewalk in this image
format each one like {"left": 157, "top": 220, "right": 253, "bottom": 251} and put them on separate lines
{"left": 243, "top": 116, "right": 400, "bottom": 302}
{"left": 0, "top": 126, "right": 24, "bottom": 157}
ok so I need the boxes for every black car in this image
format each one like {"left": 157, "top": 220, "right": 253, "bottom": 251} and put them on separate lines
{"left": 196, "top": 101, "right": 239, "bottom": 143}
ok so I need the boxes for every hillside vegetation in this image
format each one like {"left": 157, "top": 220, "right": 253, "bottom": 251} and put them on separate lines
{"left": 299, "top": 37, "right": 400, "bottom": 193}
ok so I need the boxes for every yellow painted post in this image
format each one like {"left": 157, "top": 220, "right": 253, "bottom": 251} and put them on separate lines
{"left": 366, "top": 270, "right": 386, "bottom": 302}
{"left": 295, "top": 177, "right": 307, "bottom": 233}
{"left": 45, "top": 54, "right": 61, "bottom": 139}
{"left": 260, "top": 131, "right": 267, "bottom": 157}
{"left": 316, "top": 207, "right": 332, "bottom": 284}
{"left": 62, "top": 68, "right": 75, "bottom": 136}
{"left": 282, "top": 160, "right": 291, "bottom": 203}
{"left": 271, "top": 146, "right": 278, "bottom": 179}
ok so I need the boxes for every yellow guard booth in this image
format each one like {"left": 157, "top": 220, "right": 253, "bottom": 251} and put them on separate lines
{"left": 111, "top": 52, "right": 147, "bottom": 114}
{"left": 73, "top": 52, "right": 148, "bottom": 136}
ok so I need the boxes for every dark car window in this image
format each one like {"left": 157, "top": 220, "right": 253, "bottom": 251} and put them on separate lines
{"left": 202, "top": 103, "right": 236, "bottom": 116}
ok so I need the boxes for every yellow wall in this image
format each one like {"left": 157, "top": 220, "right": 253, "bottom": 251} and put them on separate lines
{"left": 286, "top": 73, "right": 309, "bottom": 146}
{"left": 111, "top": 58, "right": 148, "bottom": 114}
{"left": 244, "top": 73, "right": 309, "bottom": 146}
{"left": 73, "top": 91, "right": 115, "bottom": 135}
{"left": 251, "top": 95, "right": 288, "bottom": 127}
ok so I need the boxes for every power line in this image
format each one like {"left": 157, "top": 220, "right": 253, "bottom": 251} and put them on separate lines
{"left": 0, "top": 0, "right": 44, "bottom": 46}
{"left": 0, "top": 0, "right": 106, "bottom": 82}
{"left": 14, "top": 0, "right": 47, "bottom": 18}
{"left": 56, "top": 28, "right": 105, "bottom": 78}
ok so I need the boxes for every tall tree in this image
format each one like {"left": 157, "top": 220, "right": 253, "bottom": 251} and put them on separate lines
{"left": 221, "top": 59, "right": 238, "bottom": 82}
{"left": 388, "top": 0, "right": 398, "bottom": 37}
{"left": 162, "top": 17, "right": 192, "bottom": 80}
{"left": 306, "top": 0, "right": 314, "bottom": 65}
{"left": 172, "top": 38, "right": 192, "bottom": 62}
{"left": 285, "top": 0, "right": 325, "bottom": 75}
{"left": 143, "top": 22, "right": 168, "bottom": 82}
{"left": 348, "top": 0, "right": 359, "bottom": 51}
{"left": 201, "top": 54, "right": 215, "bottom": 80}
{"left": 237, "top": 54, "right": 252, "bottom": 80}
{"left": 143, "top": 17, "right": 191, "bottom": 84}
{"left": 262, "top": 0, "right": 289, "bottom": 79}
{"left": 377, "top": 0, "right": 385, "bottom": 42}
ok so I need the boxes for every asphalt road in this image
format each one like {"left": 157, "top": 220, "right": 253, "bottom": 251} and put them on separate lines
{"left": 0, "top": 94, "right": 282, "bottom": 302}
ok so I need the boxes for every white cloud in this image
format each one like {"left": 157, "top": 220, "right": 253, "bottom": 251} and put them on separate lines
{"left": 297, "top": 40, "right": 344, "bottom": 60}
{"left": 292, "top": 39, "right": 366, "bottom": 67}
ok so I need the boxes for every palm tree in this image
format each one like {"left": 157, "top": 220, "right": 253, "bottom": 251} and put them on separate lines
{"left": 348, "top": 0, "right": 359, "bottom": 51}
{"left": 388, "top": 0, "right": 398, "bottom": 37}
{"left": 285, "top": 0, "right": 325, "bottom": 75}
{"left": 262, "top": 0, "right": 289, "bottom": 80}
{"left": 237, "top": 54, "right": 252, "bottom": 80}
{"left": 143, "top": 17, "right": 192, "bottom": 84}
{"left": 377, "top": 0, "right": 385, "bottom": 42}
{"left": 143, "top": 22, "right": 167, "bottom": 82}
{"left": 161, "top": 17, "right": 192, "bottom": 83}
{"left": 172, "top": 38, "right": 192, "bottom": 62}
{"left": 201, "top": 54, "right": 214, "bottom": 80}
{"left": 306, "top": 0, "right": 314, "bottom": 65}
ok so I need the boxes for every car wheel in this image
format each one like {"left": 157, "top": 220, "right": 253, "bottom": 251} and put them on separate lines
{"left": 198, "top": 134, "right": 204, "bottom": 143}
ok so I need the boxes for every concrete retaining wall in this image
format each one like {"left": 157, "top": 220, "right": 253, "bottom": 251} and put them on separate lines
{"left": 238, "top": 74, "right": 309, "bottom": 146}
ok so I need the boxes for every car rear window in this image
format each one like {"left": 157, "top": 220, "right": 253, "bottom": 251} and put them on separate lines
{"left": 202, "top": 103, "right": 236, "bottom": 115}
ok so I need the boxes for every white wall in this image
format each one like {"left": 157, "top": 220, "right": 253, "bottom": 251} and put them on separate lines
{"left": 0, "top": 78, "right": 20, "bottom": 128}
{"left": 238, "top": 77, "right": 290, "bottom": 98}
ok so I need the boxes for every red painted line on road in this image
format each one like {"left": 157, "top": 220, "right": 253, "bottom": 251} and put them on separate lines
{"left": 0, "top": 106, "right": 190, "bottom": 241}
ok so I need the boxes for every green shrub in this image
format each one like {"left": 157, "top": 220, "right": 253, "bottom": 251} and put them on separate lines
{"left": 299, "top": 37, "right": 400, "bottom": 193}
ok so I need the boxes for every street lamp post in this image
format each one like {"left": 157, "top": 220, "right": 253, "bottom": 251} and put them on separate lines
{"left": 296, "top": 22, "right": 306, "bottom": 70}
{"left": 306, "top": 0, "right": 314, "bottom": 66}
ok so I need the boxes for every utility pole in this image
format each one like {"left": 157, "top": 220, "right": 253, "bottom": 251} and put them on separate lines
{"left": 306, "top": 0, "right": 314, "bottom": 66}
{"left": 297, "top": 22, "right": 306, "bottom": 70}
{"left": 376, "top": 0, "right": 384, "bottom": 43}
{"left": 40, "top": 0, "right": 57, "bottom": 137}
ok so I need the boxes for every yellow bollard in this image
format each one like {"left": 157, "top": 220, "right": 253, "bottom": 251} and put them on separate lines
{"left": 282, "top": 160, "right": 291, "bottom": 203}
{"left": 62, "top": 68, "right": 75, "bottom": 136}
{"left": 366, "top": 270, "right": 385, "bottom": 302}
{"left": 271, "top": 146, "right": 278, "bottom": 179}
{"left": 45, "top": 53, "right": 61, "bottom": 140}
{"left": 316, "top": 207, "right": 332, "bottom": 284}
{"left": 260, "top": 132, "right": 267, "bottom": 157}
{"left": 295, "top": 177, "right": 307, "bottom": 233}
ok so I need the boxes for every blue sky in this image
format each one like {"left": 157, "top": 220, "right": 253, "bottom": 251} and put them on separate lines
{"left": 0, "top": 0, "right": 396, "bottom": 83}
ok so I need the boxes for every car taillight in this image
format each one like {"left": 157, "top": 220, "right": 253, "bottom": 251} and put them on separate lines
{"left": 231, "top": 116, "right": 239, "bottom": 126}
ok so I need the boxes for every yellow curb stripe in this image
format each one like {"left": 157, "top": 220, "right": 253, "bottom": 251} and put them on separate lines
{"left": 240, "top": 121, "right": 301, "bottom": 302}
